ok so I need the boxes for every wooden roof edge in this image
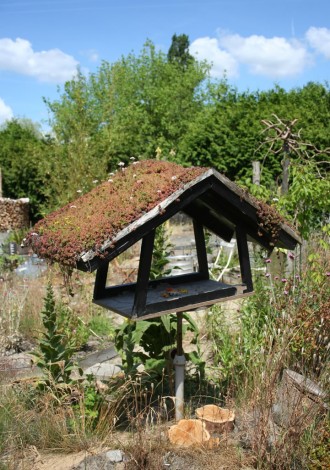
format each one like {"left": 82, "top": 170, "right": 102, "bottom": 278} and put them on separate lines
{"left": 210, "top": 168, "right": 302, "bottom": 246}
{"left": 279, "top": 222, "right": 302, "bottom": 245}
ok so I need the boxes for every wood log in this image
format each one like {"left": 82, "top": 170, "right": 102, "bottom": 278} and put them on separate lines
{"left": 195, "top": 404, "right": 235, "bottom": 433}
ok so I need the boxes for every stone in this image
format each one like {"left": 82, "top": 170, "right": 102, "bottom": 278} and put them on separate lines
{"left": 83, "top": 362, "right": 121, "bottom": 380}
{"left": 273, "top": 369, "right": 327, "bottom": 428}
{"left": 105, "top": 450, "right": 123, "bottom": 463}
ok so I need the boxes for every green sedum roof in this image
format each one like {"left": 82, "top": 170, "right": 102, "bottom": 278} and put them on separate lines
{"left": 26, "top": 160, "right": 206, "bottom": 267}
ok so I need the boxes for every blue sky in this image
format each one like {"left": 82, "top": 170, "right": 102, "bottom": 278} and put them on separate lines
{"left": 0, "top": 0, "right": 329, "bottom": 127}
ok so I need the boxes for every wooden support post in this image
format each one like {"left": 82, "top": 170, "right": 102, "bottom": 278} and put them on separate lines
{"left": 193, "top": 220, "right": 209, "bottom": 279}
{"left": 132, "top": 229, "right": 156, "bottom": 317}
{"left": 281, "top": 156, "right": 290, "bottom": 195}
{"left": 176, "top": 312, "right": 183, "bottom": 356}
{"left": 252, "top": 161, "right": 260, "bottom": 185}
{"left": 93, "top": 261, "right": 109, "bottom": 300}
{"left": 236, "top": 225, "right": 253, "bottom": 292}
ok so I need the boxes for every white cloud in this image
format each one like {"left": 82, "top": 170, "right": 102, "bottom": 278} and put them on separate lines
{"left": 218, "top": 33, "right": 310, "bottom": 78}
{"left": 0, "top": 37, "right": 79, "bottom": 83}
{"left": 190, "top": 37, "right": 238, "bottom": 78}
{"left": 190, "top": 31, "right": 313, "bottom": 79}
{"left": 306, "top": 27, "right": 330, "bottom": 59}
{"left": 0, "top": 98, "right": 13, "bottom": 125}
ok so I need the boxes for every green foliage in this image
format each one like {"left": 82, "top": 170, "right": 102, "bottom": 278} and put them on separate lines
{"left": 167, "top": 33, "right": 194, "bottom": 68}
{"left": 44, "top": 40, "right": 209, "bottom": 209}
{"left": 7, "top": 227, "right": 29, "bottom": 245}
{"left": 177, "top": 81, "right": 330, "bottom": 184}
{"left": 207, "top": 276, "right": 270, "bottom": 393}
{"left": 114, "top": 313, "right": 203, "bottom": 381}
{"left": 0, "top": 119, "right": 52, "bottom": 221}
{"left": 3, "top": 37, "right": 330, "bottom": 219}
{"left": 237, "top": 115, "right": 330, "bottom": 240}
{"left": 278, "top": 160, "right": 330, "bottom": 239}
{"left": 0, "top": 254, "right": 21, "bottom": 273}
{"left": 150, "top": 224, "right": 173, "bottom": 280}
{"left": 207, "top": 233, "right": 330, "bottom": 395}
{"left": 32, "top": 283, "right": 78, "bottom": 384}
{"left": 71, "top": 374, "right": 104, "bottom": 429}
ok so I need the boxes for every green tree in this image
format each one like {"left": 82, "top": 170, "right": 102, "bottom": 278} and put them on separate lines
{"left": 44, "top": 39, "right": 210, "bottom": 209}
{"left": 177, "top": 81, "right": 330, "bottom": 184}
{"left": 167, "top": 33, "right": 194, "bottom": 68}
{"left": 0, "top": 119, "right": 51, "bottom": 221}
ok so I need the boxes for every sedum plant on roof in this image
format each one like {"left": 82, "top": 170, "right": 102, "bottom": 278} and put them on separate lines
{"left": 26, "top": 160, "right": 206, "bottom": 267}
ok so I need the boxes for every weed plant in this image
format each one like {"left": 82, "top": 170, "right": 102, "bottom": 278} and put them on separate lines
{"left": 206, "top": 229, "right": 330, "bottom": 468}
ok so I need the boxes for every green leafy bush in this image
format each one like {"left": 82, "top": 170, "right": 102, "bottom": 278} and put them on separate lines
{"left": 32, "top": 283, "right": 78, "bottom": 384}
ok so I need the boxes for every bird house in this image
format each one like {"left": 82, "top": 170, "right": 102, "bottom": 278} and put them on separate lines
{"left": 27, "top": 160, "right": 301, "bottom": 320}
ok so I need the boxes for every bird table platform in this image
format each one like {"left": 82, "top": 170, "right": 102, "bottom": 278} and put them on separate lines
{"left": 26, "top": 160, "right": 301, "bottom": 320}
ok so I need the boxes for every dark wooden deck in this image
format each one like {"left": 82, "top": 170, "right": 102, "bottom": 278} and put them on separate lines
{"left": 93, "top": 279, "right": 247, "bottom": 319}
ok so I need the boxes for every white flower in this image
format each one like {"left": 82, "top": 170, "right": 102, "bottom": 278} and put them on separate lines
{"left": 70, "top": 205, "right": 77, "bottom": 209}
{"left": 109, "top": 172, "right": 114, "bottom": 176}
{"left": 118, "top": 162, "right": 125, "bottom": 167}
{"left": 76, "top": 190, "right": 82, "bottom": 193}
{"left": 130, "top": 157, "right": 136, "bottom": 161}
{"left": 133, "top": 174, "right": 137, "bottom": 178}
{"left": 108, "top": 179, "right": 113, "bottom": 183}
{"left": 92, "top": 179, "right": 98, "bottom": 184}
{"left": 171, "top": 175, "right": 177, "bottom": 181}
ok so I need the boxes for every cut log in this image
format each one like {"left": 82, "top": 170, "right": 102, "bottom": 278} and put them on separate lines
{"left": 168, "top": 419, "right": 210, "bottom": 447}
{"left": 196, "top": 404, "right": 235, "bottom": 433}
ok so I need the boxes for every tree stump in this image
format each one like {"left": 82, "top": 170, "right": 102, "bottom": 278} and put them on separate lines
{"left": 168, "top": 419, "right": 210, "bottom": 447}
{"left": 195, "top": 404, "right": 235, "bottom": 433}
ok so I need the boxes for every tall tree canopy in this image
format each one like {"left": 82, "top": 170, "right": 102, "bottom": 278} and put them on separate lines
{"left": 3, "top": 36, "right": 327, "bottom": 223}
{"left": 45, "top": 39, "right": 210, "bottom": 208}
{"left": 167, "top": 33, "right": 194, "bottom": 68}
{"left": 0, "top": 119, "right": 51, "bottom": 221}
{"left": 177, "top": 81, "right": 330, "bottom": 183}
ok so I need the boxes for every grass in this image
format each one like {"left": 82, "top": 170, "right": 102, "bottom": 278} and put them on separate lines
{"left": 0, "top": 231, "right": 329, "bottom": 469}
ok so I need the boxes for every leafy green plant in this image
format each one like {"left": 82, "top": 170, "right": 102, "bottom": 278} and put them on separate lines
{"left": 32, "top": 283, "right": 78, "bottom": 384}
{"left": 0, "top": 253, "right": 21, "bottom": 273}
{"left": 150, "top": 224, "right": 173, "bottom": 280}
{"left": 7, "top": 228, "right": 29, "bottom": 245}
{"left": 115, "top": 313, "right": 202, "bottom": 379}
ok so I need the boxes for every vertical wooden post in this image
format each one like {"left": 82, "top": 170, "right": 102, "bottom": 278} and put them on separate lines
{"left": 132, "top": 229, "right": 156, "bottom": 317}
{"left": 252, "top": 161, "right": 260, "bottom": 186}
{"left": 193, "top": 220, "right": 209, "bottom": 279}
{"left": 93, "top": 261, "right": 109, "bottom": 300}
{"left": 281, "top": 156, "right": 290, "bottom": 195}
{"left": 236, "top": 225, "right": 253, "bottom": 292}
